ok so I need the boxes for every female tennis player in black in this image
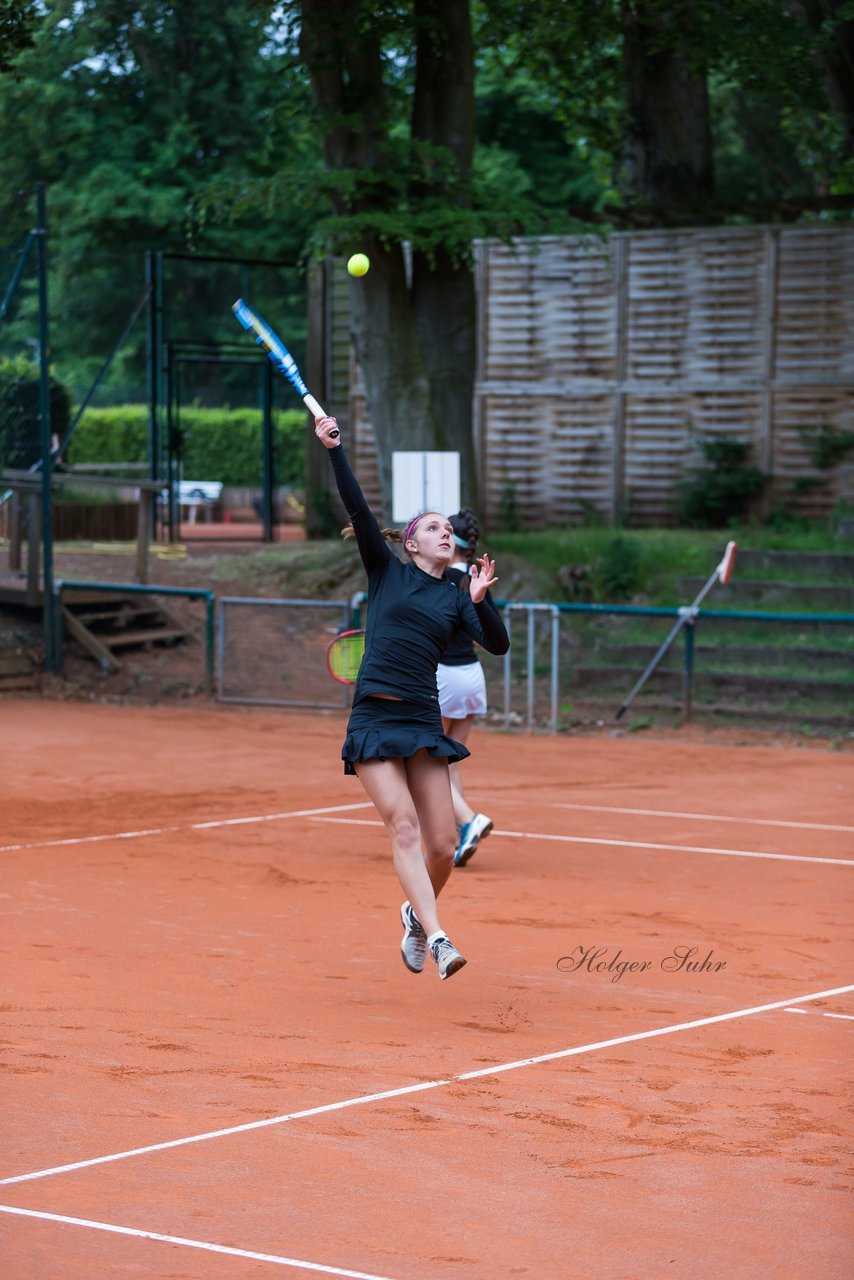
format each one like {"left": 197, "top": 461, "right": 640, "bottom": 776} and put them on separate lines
{"left": 316, "top": 415, "right": 509, "bottom": 979}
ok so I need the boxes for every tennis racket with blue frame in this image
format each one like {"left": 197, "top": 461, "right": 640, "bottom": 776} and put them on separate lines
{"left": 232, "top": 299, "right": 338, "bottom": 436}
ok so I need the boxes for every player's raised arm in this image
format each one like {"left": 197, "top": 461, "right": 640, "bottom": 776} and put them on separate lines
{"left": 316, "top": 417, "right": 389, "bottom": 576}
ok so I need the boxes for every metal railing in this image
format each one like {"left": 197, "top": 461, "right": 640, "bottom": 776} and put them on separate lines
{"left": 542, "top": 601, "right": 853, "bottom": 728}
{"left": 501, "top": 603, "right": 560, "bottom": 732}
{"left": 216, "top": 596, "right": 352, "bottom": 707}
{"left": 350, "top": 591, "right": 853, "bottom": 730}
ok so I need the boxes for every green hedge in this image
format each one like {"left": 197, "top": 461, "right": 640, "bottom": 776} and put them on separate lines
{"left": 65, "top": 405, "right": 307, "bottom": 488}
{"left": 0, "top": 356, "right": 72, "bottom": 471}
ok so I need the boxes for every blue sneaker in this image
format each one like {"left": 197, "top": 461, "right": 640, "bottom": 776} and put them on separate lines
{"left": 454, "top": 813, "right": 493, "bottom": 867}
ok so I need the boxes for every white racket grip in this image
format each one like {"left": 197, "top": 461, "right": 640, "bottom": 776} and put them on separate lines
{"left": 304, "top": 392, "right": 339, "bottom": 439}
{"left": 303, "top": 392, "right": 326, "bottom": 418}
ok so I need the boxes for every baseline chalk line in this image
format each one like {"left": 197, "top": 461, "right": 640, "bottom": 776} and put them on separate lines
{"left": 0, "top": 1206, "right": 398, "bottom": 1279}
{"left": 3, "top": 982, "right": 851, "bottom": 1187}
{"left": 309, "top": 817, "right": 854, "bottom": 867}
{"left": 0, "top": 802, "right": 374, "bottom": 854}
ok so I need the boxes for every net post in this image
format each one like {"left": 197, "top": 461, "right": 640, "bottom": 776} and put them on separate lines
{"left": 204, "top": 592, "right": 215, "bottom": 694}
{"left": 682, "top": 618, "right": 695, "bottom": 723}
{"left": 503, "top": 607, "right": 512, "bottom": 730}
{"left": 527, "top": 606, "right": 535, "bottom": 731}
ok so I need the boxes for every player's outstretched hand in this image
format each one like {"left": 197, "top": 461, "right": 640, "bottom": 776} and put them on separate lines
{"left": 469, "top": 555, "right": 498, "bottom": 603}
{"left": 315, "top": 416, "right": 340, "bottom": 448}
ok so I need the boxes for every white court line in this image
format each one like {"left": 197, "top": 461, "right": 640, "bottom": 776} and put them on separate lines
{"left": 785, "top": 1007, "right": 854, "bottom": 1022}
{"left": 2, "top": 982, "right": 851, "bottom": 1188}
{"left": 552, "top": 802, "right": 854, "bottom": 834}
{"left": 5, "top": 803, "right": 850, "bottom": 867}
{"left": 0, "top": 803, "right": 374, "bottom": 854}
{"left": 0, "top": 826, "right": 182, "bottom": 853}
{"left": 310, "top": 817, "right": 854, "bottom": 867}
{"left": 0, "top": 1206, "right": 397, "bottom": 1280}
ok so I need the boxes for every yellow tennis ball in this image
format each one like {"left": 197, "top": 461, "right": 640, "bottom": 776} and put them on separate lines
{"left": 347, "top": 253, "right": 370, "bottom": 277}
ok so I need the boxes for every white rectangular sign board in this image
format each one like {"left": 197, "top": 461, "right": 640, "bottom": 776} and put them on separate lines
{"left": 392, "top": 451, "right": 461, "bottom": 524}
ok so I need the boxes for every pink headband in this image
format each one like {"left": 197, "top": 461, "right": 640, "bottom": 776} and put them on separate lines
{"left": 404, "top": 515, "right": 423, "bottom": 543}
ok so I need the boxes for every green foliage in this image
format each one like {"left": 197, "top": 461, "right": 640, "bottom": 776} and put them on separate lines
{"left": 628, "top": 715, "right": 654, "bottom": 733}
{"left": 0, "top": 355, "right": 71, "bottom": 470}
{"left": 798, "top": 423, "right": 854, "bottom": 471}
{"left": 498, "top": 473, "right": 521, "bottom": 532}
{"left": 0, "top": 0, "right": 40, "bottom": 75}
{"left": 489, "top": 521, "right": 852, "bottom": 610}
{"left": 479, "top": 0, "right": 854, "bottom": 210}
{"left": 0, "top": 2, "right": 320, "bottom": 393}
{"left": 66, "top": 405, "right": 306, "bottom": 489}
{"left": 593, "top": 536, "right": 642, "bottom": 601}
{"left": 763, "top": 476, "right": 821, "bottom": 532}
{"left": 1, "top": 0, "right": 853, "bottom": 450}
{"left": 679, "top": 437, "right": 766, "bottom": 528}
{"left": 304, "top": 482, "right": 341, "bottom": 540}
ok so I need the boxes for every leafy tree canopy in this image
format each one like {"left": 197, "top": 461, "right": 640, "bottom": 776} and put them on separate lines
{"left": 1, "top": 0, "right": 852, "bottom": 410}
{"left": 0, "top": 0, "right": 41, "bottom": 74}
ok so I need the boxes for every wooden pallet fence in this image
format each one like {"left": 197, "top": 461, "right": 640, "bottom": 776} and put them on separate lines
{"left": 319, "top": 225, "right": 854, "bottom": 527}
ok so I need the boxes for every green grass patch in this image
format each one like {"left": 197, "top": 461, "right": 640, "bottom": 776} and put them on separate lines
{"left": 487, "top": 525, "right": 854, "bottom": 608}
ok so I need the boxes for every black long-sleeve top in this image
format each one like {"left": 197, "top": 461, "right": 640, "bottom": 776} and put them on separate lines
{"left": 329, "top": 445, "right": 509, "bottom": 707}
{"left": 439, "top": 565, "right": 500, "bottom": 666}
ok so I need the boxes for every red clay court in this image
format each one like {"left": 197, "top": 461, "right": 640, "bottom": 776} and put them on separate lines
{"left": 1, "top": 699, "right": 852, "bottom": 1278}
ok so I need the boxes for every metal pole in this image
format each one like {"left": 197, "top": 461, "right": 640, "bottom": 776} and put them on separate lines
{"left": 145, "top": 250, "right": 158, "bottom": 495}
{"left": 154, "top": 251, "right": 166, "bottom": 537}
{"left": 205, "top": 593, "right": 215, "bottom": 694}
{"left": 550, "top": 606, "right": 559, "bottom": 733}
{"left": 262, "top": 360, "right": 274, "bottom": 542}
{"left": 53, "top": 585, "right": 63, "bottom": 669}
{"left": 527, "top": 606, "right": 535, "bottom": 730}
{"left": 682, "top": 619, "right": 695, "bottom": 724}
{"left": 615, "top": 545, "right": 736, "bottom": 721}
{"left": 216, "top": 598, "right": 225, "bottom": 698}
{"left": 503, "top": 607, "right": 512, "bottom": 729}
{"left": 35, "top": 182, "right": 54, "bottom": 670}
{"left": 165, "top": 344, "right": 177, "bottom": 541}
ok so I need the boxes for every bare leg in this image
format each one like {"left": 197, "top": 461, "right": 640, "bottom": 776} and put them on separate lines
{"left": 404, "top": 750, "right": 458, "bottom": 900}
{"left": 442, "top": 714, "right": 476, "bottom": 826}
{"left": 353, "top": 754, "right": 455, "bottom": 937}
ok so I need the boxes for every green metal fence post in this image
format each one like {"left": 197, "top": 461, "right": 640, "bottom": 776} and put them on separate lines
{"left": 204, "top": 592, "right": 215, "bottom": 694}
{"left": 683, "top": 618, "right": 695, "bottom": 723}
{"left": 36, "top": 182, "right": 55, "bottom": 670}
{"left": 262, "top": 359, "right": 274, "bottom": 543}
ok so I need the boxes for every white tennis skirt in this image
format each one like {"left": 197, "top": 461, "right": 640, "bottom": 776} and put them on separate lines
{"left": 437, "top": 660, "right": 488, "bottom": 719}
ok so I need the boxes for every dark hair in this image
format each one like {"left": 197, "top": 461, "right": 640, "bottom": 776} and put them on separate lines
{"left": 449, "top": 508, "right": 479, "bottom": 567}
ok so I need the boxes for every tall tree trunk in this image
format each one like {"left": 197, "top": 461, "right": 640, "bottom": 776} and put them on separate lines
{"left": 411, "top": 0, "right": 478, "bottom": 497}
{"left": 620, "top": 1, "right": 714, "bottom": 214}
{"left": 299, "top": 0, "right": 478, "bottom": 520}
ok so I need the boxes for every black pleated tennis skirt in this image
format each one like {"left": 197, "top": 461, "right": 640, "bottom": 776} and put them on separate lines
{"left": 341, "top": 695, "right": 470, "bottom": 775}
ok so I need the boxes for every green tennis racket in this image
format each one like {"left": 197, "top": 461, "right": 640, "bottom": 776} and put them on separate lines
{"left": 326, "top": 630, "right": 365, "bottom": 684}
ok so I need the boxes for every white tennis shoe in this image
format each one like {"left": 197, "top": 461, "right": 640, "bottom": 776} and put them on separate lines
{"left": 454, "top": 813, "right": 493, "bottom": 867}
{"left": 400, "top": 901, "right": 427, "bottom": 973}
{"left": 430, "top": 935, "right": 467, "bottom": 980}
